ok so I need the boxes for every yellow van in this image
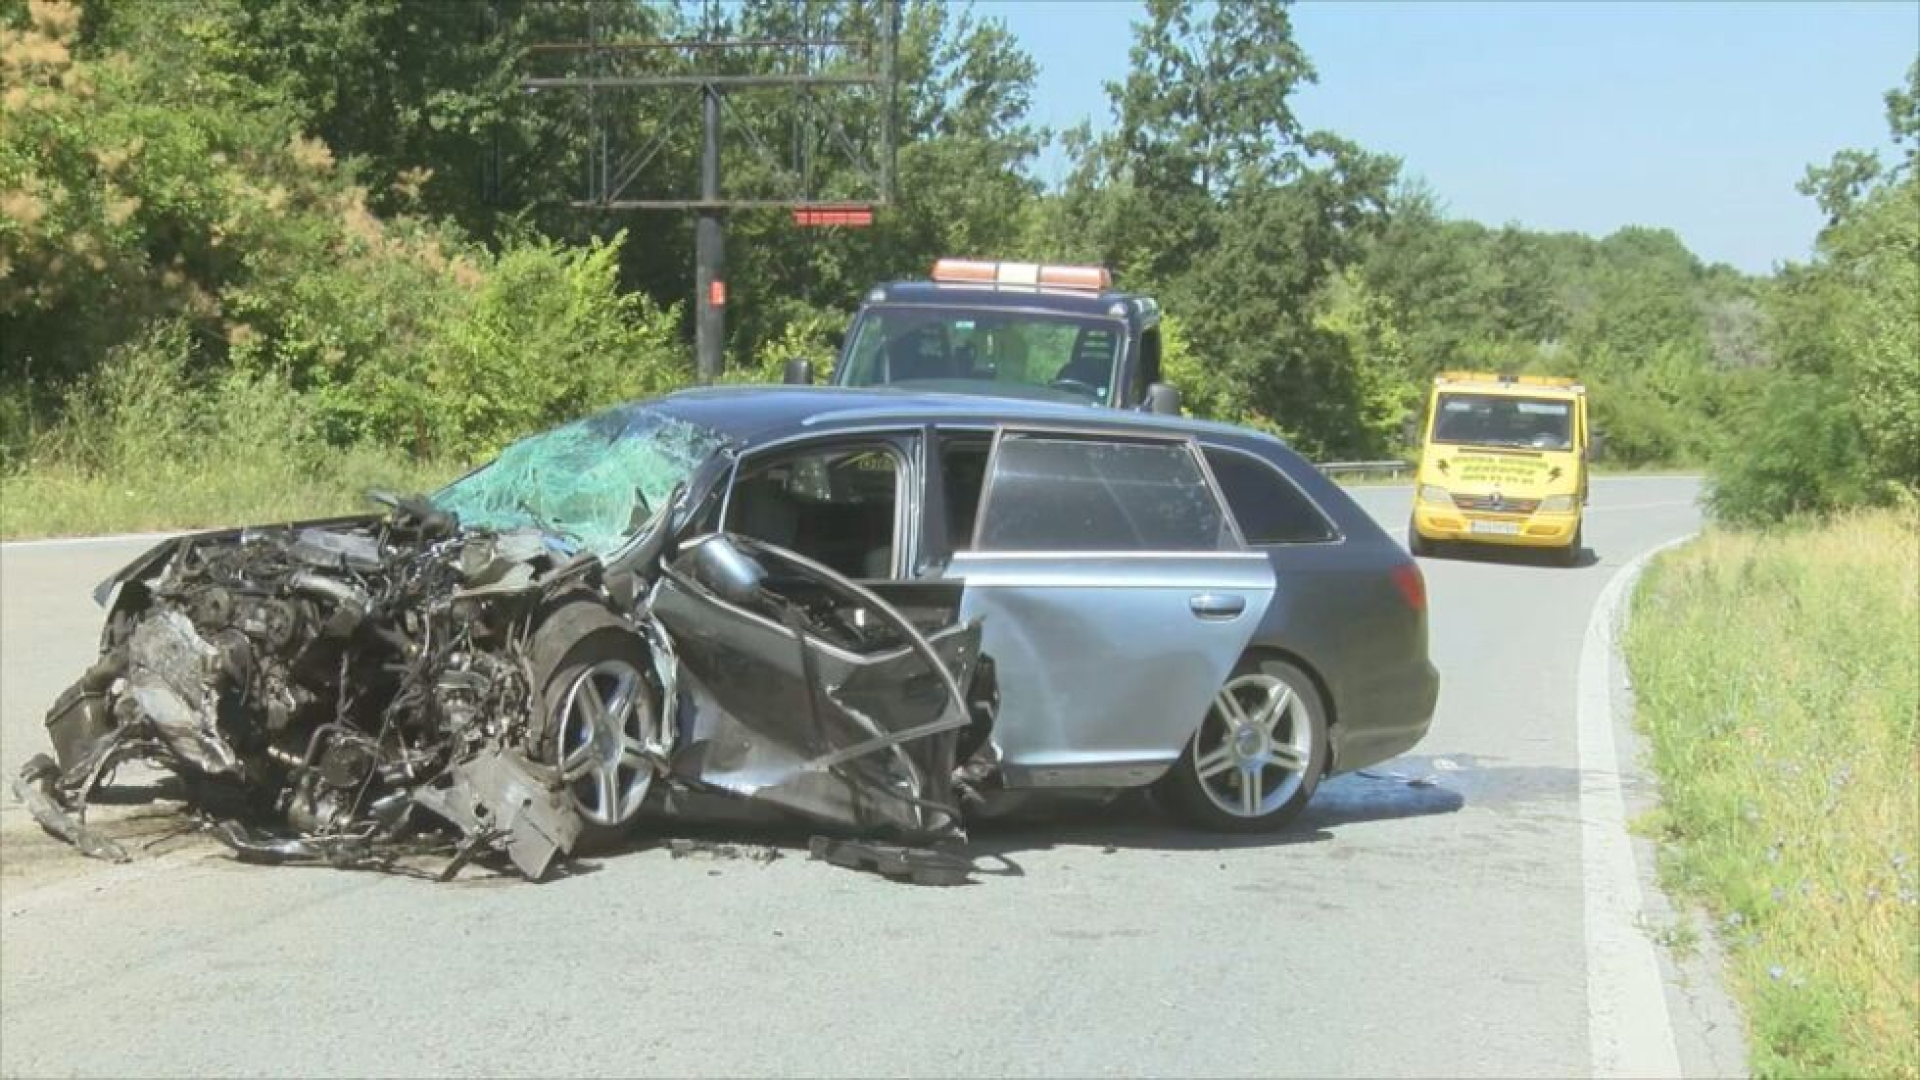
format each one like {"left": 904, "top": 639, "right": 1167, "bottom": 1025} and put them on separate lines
{"left": 1408, "top": 372, "right": 1590, "bottom": 566}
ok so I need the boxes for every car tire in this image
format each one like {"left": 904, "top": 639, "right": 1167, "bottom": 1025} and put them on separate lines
{"left": 527, "top": 600, "right": 666, "bottom": 848}
{"left": 1160, "top": 656, "right": 1330, "bottom": 833}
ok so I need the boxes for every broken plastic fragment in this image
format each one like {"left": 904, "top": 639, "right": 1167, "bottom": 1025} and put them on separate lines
{"left": 808, "top": 836, "right": 972, "bottom": 886}
{"left": 11, "top": 755, "right": 130, "bottom": 863}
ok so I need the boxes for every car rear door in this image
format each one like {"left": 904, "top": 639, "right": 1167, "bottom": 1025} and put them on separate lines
{"left": 937, "top": 427, "right": 1277, "bottom": 787}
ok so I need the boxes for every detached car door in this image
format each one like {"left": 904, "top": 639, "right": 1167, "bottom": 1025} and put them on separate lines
{"left": 940, "top": 428, "right": 1277, "bottom": 787}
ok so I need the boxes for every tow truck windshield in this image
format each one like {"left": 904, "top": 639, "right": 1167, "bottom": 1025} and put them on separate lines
{"left": 1432, "top": 393, "right": 1574, "bottom": 451}
{"left": 839, "top": 309, "right": 1124, "bottom": 404}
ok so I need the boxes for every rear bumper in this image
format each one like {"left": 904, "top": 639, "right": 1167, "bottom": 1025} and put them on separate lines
{"left": 1411, "top": 505, "right": 1579, "bottom": 549}
{"left": 1329, "top": 659, "right": 1439, "bottom": 774}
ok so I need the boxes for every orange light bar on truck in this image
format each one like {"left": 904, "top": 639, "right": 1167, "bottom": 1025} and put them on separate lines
{"left": 1437, "top": 371, "right": 1583, "bottom": 390}
{"left": 930, "top": 259, "right": 1113, "bottom": 291}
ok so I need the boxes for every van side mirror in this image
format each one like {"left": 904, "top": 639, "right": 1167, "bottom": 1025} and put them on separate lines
{"left": 1587, "top": 429, "right": 1607, "bottom": 462}
{"left": 782, "top": 359, "right": 814, "bottom": 386}
{"left": 1400, "top": 414, "right": 1420, "bottom": 448}
{"left": 1144, "top": 382, "right": 1182, "bottom": 416}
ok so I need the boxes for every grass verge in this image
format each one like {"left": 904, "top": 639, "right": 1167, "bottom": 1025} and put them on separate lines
{"left": 0, "top": 446, "right": 456, "bottom": 540}
{"left": 1625, "top": 508, "right": 1919, "bottom": 1078}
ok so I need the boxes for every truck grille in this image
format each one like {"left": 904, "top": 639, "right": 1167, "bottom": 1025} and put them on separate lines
{"left": 1454, "top": 494, "right": 1539, "bottom": 514}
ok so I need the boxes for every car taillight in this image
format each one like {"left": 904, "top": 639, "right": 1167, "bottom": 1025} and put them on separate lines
{"left": 1390, "top": 561, "right": 1427, "bottom": 612}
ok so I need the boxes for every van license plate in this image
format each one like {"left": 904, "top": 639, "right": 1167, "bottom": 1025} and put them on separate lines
{"left": 1470, "top": 520, "right": 1521, "bottom": 536}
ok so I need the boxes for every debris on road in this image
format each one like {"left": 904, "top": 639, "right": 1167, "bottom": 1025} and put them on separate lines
{"left": 807, "top": 835, "right": 973, "bottom": 886}
{"left": 1356, "top": 769, "right": 1440, "bottom": 787}
{"left": 668, "top": 838, "right": 783, "bottom": 864}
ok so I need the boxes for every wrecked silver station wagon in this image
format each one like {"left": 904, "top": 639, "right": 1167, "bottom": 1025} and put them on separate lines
{"left": 19, "top": 387, "right": 1439, "bottom": 882}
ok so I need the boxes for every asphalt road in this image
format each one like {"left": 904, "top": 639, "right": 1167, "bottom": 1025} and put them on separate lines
{"left": 0, "top": 476, "right": 1740, "bottom": 1078}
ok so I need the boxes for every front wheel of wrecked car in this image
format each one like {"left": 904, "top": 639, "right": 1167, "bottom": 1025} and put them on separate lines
{"left": 1160, "top": 656, "right": 1329, "bottom": 833}
{"left": 530, "top": 602, "right": 667, "bottom": 847}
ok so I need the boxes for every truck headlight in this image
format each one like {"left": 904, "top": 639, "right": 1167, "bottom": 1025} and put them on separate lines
{"left": 1419, "top": 485, "right": 1455, "bottom": 507}
{"left": 1539, "top": 494, "right": 1576, "bottom": 513}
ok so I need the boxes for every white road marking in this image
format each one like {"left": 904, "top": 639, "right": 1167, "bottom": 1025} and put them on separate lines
{"left": 0, "top": 531, "right": 178, "bottom": 551}
{"left": 1579, "top": 534, "right": 1696, "bottom": 1078}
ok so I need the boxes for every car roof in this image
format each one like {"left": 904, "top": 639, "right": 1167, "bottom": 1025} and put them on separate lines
{"left": 867, "top": 281, "right": 1145, "bottom": 318}
{"left": 648, "top": 385, "right": 1275, "bottom": 451}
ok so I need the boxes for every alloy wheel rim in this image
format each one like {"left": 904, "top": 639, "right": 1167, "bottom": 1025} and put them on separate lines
{"left": 1193, "top": 671, "right": 1311, "bottom": 818}
{"left": 555, "top": 659, "right": 659, "bottom": 827}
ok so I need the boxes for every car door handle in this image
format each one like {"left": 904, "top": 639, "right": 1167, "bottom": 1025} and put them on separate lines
{"left": 1189, "top": 593, "right": 1246, "bottom": 620}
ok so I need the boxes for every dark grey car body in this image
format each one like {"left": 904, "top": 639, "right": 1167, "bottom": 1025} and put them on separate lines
{"left": 650, "top": 385, "right": 1438, "bottom": 790}
{"left": 25, "top": 384, "right": 1435, "bottom": 883}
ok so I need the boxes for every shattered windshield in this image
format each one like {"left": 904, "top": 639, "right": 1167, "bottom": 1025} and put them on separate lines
{"left": 433, "top": 405, "right": 727, "bottom": 556}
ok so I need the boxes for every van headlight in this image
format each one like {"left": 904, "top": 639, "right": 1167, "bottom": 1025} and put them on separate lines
{"left": 1538, "top": 494, "right": 1576, "bottom": 513}
{"left": 1419, "top": 484, "right": 1455, "bottom": 507}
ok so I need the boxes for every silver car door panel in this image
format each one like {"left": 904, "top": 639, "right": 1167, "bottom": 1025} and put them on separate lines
{"left": 946, "top": 551, "right": 1276, "bottom": 779}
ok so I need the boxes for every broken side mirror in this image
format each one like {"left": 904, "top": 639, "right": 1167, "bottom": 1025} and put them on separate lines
{"left": 1144, "top": 382, "right": 1182, "bottom": 416}
{"left": 782, "top": 359, "right": 814, "bottom": 386}
{"left": 685, "top": 536, "right": 767, "bottom": 606}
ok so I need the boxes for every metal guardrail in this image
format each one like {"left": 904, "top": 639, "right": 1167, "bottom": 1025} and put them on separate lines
{"left": 1317, "top": 460, "right": 1411, "bottom": 479}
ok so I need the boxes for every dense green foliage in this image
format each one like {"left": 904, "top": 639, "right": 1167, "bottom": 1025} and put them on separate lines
{"left": 1, "top": 0, "right": 1914, "bottom": 533}
{"left": 1709, "top": 66, "right": 1920, "bottom": 523}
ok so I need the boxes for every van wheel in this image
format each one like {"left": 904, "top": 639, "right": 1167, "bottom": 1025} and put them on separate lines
{"left": 1161, "top": 656, "right": 1329, "bottom": 832}
{"left": 1407, "top": 521, "right": 1435, "bottom": 558}
{"left": 1555, "top": 526, "right": 1583, "bottom": 568}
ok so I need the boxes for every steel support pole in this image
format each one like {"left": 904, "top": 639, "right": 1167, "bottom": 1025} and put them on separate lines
{"left": 694, "top": 83, "right": 725, "bottom": 383}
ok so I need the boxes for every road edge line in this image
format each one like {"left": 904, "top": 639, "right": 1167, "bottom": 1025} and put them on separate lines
{"left": 0, "top": 530, "right": 179, "bottom": 551}
{"left": 1580, "top": 533, "right": 1697, "bottom": 1078}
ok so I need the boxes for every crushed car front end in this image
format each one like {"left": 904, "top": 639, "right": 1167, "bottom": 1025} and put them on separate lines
{"left": 18, "top": 403, "right": 996, "bottom": 882}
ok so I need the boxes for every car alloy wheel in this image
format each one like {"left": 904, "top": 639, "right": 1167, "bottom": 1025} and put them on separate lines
{"left": 554, "top": 657, "right": 661, "bottom": 828}
{"left": 1160, "top": 656, "right": 1328, "bottom": 832}
{"left": 1192, "top": 671, "right": 1314, "bottom": 819}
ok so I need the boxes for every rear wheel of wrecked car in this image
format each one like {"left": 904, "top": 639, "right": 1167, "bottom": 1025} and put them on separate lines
{"left": 530, "top": 602, "right": 666, "bottom": 846}
{"left": 1160, "top": 656, "right": 1327, "bottom": 833}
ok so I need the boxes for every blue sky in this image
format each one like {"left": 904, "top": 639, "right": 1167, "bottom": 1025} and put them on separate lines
{"left": 980, "top": 0, "right": 1918, "bottom": 274}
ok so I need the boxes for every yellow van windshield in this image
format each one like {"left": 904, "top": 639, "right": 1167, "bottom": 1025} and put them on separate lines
{"left": 1432, "top": 393, "right": 1574, "bottom": 451}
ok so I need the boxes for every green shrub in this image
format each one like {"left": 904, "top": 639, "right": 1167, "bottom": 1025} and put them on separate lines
{"left": 1706, "top": 374, "right": 1876, "bottom": 525}
{"left": 419, "top": 231, "right": 687, "bottom": 459}
{"left": 0, "top": 318, "right": 452, "bottom": 538}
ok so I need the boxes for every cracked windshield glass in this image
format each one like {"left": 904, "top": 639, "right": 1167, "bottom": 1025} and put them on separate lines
{"left": 433, "top": 406, "right": 725, "bottom": 556}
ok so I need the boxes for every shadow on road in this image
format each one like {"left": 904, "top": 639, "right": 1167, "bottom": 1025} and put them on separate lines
{"left": 19, "top": 756, "right": 1591, "bottom": 888}
{"left": 1419, "top": 544, "right": 1602, "bottom": 569}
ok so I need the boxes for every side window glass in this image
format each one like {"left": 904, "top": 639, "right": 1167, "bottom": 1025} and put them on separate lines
{"left": 978, "top": 435, "right": 1234, "bottom": 552}
{"left": 1202, "top": 448, "right": 1337, "bottom": 544}
{"left": 939, "top": 435, "right": 992, "bottom": 552}
{"left": 727, "top": 444, "right": 902, "bottom": 578}
{"left": 1134, "top": 326, "right": 1162, "bottom": 403}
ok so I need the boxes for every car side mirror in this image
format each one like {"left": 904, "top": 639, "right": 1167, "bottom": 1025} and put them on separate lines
{"left": 782, "top": 359, "right": 814, "bottom": 386}
{"left": 1144, "top": 382, "right": 1182, "bottom": 416}
{"left": 684, "top": 536, "right": 767, "bottom": 606}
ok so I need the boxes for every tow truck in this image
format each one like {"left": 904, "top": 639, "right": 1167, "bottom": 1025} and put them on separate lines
{"left": 786, "top": 259, "right": 1181, "bottom": 413}
{"left": 1407, "top": 372, "right": 1595, "bottom": 567}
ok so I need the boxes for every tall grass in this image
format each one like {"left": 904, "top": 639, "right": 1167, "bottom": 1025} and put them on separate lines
{"left": 0, "top": 322, "right": 456, "bottom": 539}
{"left": 1626, "top": 509, "right": 1920, "bottom": 1078}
